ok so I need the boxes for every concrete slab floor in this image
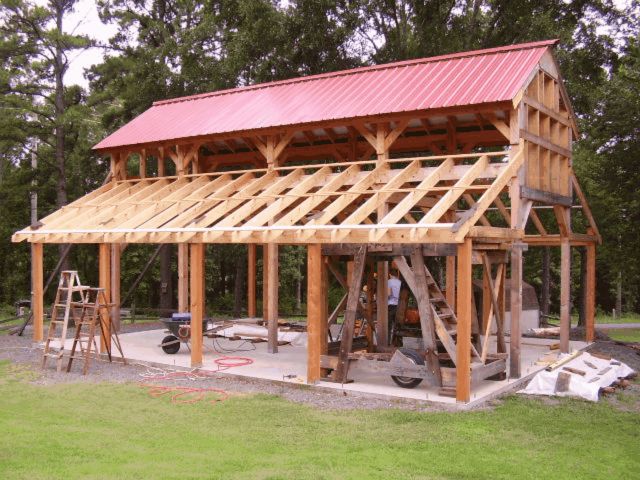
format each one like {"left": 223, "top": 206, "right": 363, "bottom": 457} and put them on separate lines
{"left": 107, "top": 329, "right": 589, "bottom": 406}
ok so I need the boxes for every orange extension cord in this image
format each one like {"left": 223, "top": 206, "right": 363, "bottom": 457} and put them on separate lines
{"left": 139, "top": 355, "right": 254, "bottom": 405}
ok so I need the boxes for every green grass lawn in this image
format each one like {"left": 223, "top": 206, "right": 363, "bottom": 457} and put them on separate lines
{"left": 559, "top": 312, "right": 640, "bottom": 327}
{"left": 0, "top": 361, "right": 638, "bottom": 479}
{"left": 605, "top": 328, "right": 640, "bottom": 343}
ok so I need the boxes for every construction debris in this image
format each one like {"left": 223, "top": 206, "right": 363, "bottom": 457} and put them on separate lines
{"left": 520, "top": 352, "right": 635, "bottom": 402}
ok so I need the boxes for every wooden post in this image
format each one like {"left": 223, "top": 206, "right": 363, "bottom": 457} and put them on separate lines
{"left": 110, "top": 244, "right": 121, "bottom": 331}
{"left": 365, "top": 263, "right": 375, "bottom": 351}
{"left": 157, "top": 149, "right": 165, "bottom": 177}
{"left": 376, "top": 260, "right": 388, "bottom": 346}
{"left": 262, "top": 244, "right": 269, "bottom": 320}
{"left": 139, "top": 149, "right": 146, "bottom": 179}
{"left": 481, "top": 263, "right": 491, "bottom": 332}
{"left": 99, "top": 243, "right": 111, "bottom": 353}
{"left": 456, "top": 238, "right": 472, "bottom": 403}
{"left": 560, "top": 238, "right": 571, "bottom": 353}
{"left": 509, "top": 244, "right": 524, "bottom": 377}
{"left": 585, "top": 244, "right": 596, "bottom": 342}
{"left": 247, "top": 244, "right": 256, "bottom": 318}
{"left": 178, "top": 243, "right": 189, "bottom": 312}
{"left": 498, "top": 261, "right": 507, "bottom": 354}
{"left": 31, "top": 243, "right": 44, "bottom": 342}
{"left": 307, "top": 244, "right": 324, "bottom": 383}
{"left": 266, "top": 243, "right": 278, "bottom": 353}
{"left": 508, "top": 169, "right": 527, "bottom": 379}
{"left": 189, "top": 243, "right": 205, "bottom": 367}
{"left": 445, "top": 256, "right": 456, "bottom": 311}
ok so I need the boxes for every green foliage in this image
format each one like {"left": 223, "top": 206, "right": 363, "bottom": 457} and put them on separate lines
{"left": 0, "top": 0, "right": 638, "bottom": 316}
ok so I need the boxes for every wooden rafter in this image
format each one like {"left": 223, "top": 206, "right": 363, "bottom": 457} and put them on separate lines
{"left": 14, "top": 151, "right": 528, "bottom": 245}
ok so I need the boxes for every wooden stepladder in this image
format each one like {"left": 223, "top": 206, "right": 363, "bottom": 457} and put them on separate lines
{"left": 42, "top": 271, "right": 89, "bottom": 372}
{"left": 66, "top": 287, "right": 127, "bottom": 375}
{"left": 42, "top": 271, "right": 126, "bottom": 374}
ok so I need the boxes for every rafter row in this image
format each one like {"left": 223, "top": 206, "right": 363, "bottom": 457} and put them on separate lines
{"left": 14, "top": 151, "right": 521, "bottom": 245}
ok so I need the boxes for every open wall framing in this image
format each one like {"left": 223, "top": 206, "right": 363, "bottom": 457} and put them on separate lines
{"left": 15, "top": 40, "right": 600, "bottom": 403}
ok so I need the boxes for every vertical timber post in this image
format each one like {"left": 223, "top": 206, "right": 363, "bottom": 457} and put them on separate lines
{"left": 585, "top": 244, "right": 596, "bottom": 342}
{"left": 509, "top": 244, "right": 523, "bottom": 377}
{"left": 267, "top": 243, "right": 279, "bottom": 353}
{"left": 99, "top": 243, "right": 112, "bottom": 353}
{"left": 189, "top": 243, "right": 205, "bottom": 367}
{"left": 262, "top": 244, "right": 269, "bottom": 321}
{"left": 560, "top": 238, "right": 571, "bottom": 353}
{"left": 456, "top": 238, "right": 472, "bottom": 403}
{"left": 307, "top": 244, "right": 324, "bottom": 383}
{"left": 178, "top": 244, "right": 189, "bottom": 312}
{"left": 508, "top": 156, "right": 527, "bottom": 379}
{"left": 110, "top": 244, "right": 121, "bottom": 331}
{"left": 31, "top": 243, "right": 44, "bottom": 342}
{"left": 247, "top": 244, "right": 257, "bottom": 318}
{"left": 445, "top": 256, "right": 456, "bottom": 311}
{"left": 376, "top": 261, "right": 388, "bottom": 346}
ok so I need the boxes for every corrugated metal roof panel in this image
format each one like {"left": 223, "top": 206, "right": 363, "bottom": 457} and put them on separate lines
{"left": 94, "top": 40, "right": 557, "bottom": 150}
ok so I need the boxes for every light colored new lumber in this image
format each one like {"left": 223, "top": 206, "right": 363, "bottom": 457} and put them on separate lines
{"left": 375, "top": 158, "right": 455, "bottom": 240}
{"left": 335, "top": 160, "right": 420, "bottom": 241}
{"left": 306, "top": 244, "right": 323, "bottom": 383}
{"left": 266, "top": 243, "right": 278, "bottom": 353}
{"left": 456, "top": 238, "right": 472, "bottom": 403}
{"left": 31, "top": 243, "right": 44, "bottom": 342}
{"left": 419, "top": 155, "right": 489, "bottom": 225}
{"left": 189, "top": 243, "right": 205, "bottom": 367}
{"left": 99, "top": 244, "right": 111, "bottom": 353}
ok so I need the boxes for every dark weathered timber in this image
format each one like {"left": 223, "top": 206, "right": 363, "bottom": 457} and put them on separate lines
{"left": 520, "top": 186, "right": 572, "bottom": 207}
{"left": 409, "top": 248, "right": 443, "bottom": 386}
{"left": 331, "top": 246, "right": 367, "bottom": 383}
{"left": 322, "top": 243, "right": 457, "bottom": 257}
{"left": 394, "top": 254, "right": 442, "bottom": 384}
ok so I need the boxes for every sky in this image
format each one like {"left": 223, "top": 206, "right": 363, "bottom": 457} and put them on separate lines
{"left": 58, "top": 0, "right": 118, "bottom": 88}
{"left": 60, "top": 0, "right": 633, "bottom": 89}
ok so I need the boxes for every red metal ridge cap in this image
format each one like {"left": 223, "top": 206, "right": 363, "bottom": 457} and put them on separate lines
{"left": 152, "top": 39, "right": 559, "bottom": 107}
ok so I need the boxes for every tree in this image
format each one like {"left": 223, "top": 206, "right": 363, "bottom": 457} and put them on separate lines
{"left": 574, "top": 38, "right": 640, "bottom": 314}
{"left": 1, "top": 0, "right": 94, "bottom": 270}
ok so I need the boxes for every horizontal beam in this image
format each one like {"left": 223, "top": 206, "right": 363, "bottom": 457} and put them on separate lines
{"left": 322, "top": 243, "right": 457, "bottom": 257}
{"left": 520, "top": 186, "right": 572, "bottom": 207}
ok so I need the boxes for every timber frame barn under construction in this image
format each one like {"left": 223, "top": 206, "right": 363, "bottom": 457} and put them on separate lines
{"left": 14, "top": 39, "right": 600, "bottom": 403}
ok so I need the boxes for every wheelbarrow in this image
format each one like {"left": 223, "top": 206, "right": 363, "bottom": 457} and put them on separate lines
{"left": 160, "top": 313, "right": 210, "bottom": 354}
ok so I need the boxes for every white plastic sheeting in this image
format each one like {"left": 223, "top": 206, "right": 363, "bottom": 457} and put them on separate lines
{"left": 215, "top": 324, "right": 307, "bottom": 347}
{"left": 519, "top": 352, "right": 635, "bottom": 402}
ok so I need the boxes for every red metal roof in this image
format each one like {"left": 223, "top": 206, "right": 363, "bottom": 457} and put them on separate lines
{"left": 94, "top": 40, "right": 557, "bottom": 150}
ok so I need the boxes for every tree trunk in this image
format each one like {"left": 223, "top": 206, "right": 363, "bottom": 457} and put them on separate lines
{"left": 54, "top": 2, "right": 69, "bottom": 271}
{"left": 541, "top": 247, "right": 550, "bottom": 317}
{"left": 295, "top": 265, "right": 302, "bottom": 314}
{"left": 159, "top": 245, "right": 173, "bottom": 316}
{"left": 577, "top": 247, "right": 587, "bottom": 327}
{"left": 616, "top": 271, "right": 622, "bottom": 319}
{"left": 233, "top": 250, "right": 246, "bottom": 318}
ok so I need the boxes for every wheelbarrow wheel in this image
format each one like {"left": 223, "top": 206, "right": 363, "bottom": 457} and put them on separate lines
{"left": 391, "top": 348, "right": 424, "bottom": 389}
{"left": 161, "top": 335, "right": 180, "bottom": 354}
